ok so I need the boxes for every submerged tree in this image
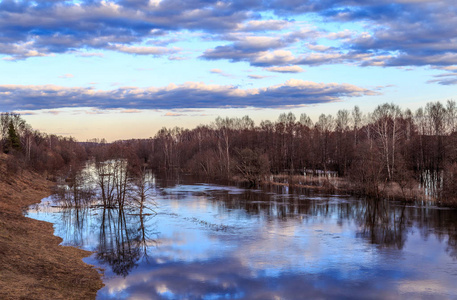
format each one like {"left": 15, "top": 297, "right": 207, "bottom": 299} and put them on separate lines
{"left": 234, "top": 148, "right": 270, "bottom": 186}
{"left": 131, "top": 165, "right": 156, "bottom": 215}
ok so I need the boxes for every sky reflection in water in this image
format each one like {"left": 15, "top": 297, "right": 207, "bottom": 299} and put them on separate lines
{"left": 27, "top": 178, "right": 457, "bottom": 300}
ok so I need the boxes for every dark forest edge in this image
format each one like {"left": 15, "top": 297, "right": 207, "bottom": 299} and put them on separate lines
{"left": 1, "top": 100, "right": 457, "bottom": 206}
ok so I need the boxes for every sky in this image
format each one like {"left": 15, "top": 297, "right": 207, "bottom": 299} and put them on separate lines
{"left": 1, "top": 0, "right": 457, "bottom": 141}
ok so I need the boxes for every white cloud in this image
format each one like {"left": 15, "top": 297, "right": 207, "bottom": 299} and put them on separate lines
{"left": 264, "top": 66, "right": 304, "bottom": 73}
{"left": 110, "top": 45, "right": 179, "bottom": 55}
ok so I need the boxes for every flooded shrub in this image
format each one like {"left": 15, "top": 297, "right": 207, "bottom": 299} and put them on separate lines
{"left": 441, "top": 163, "right": 457, "bottom": 206}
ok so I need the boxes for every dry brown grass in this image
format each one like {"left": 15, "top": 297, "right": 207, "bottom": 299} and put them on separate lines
{"left": 263, "top": 174, "right": 345, "bottom": 192}
{"left": 0, "top": 154, "right": 103, "bottom": 300}
{"left": 264, "top": 173, "right": 432, "bottom": 202}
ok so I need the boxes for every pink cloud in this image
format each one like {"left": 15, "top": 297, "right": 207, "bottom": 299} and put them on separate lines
{"left": 164, "top": 112, "right": 185, "bottom": 117}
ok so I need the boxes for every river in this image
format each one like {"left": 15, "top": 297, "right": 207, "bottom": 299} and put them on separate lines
{"left": 27, "top": 175, "right": 457, "bottom": 299}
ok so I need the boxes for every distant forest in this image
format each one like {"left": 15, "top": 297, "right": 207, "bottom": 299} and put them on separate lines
{"left": 1, "top": 100, "right": 457, "bottom": 205}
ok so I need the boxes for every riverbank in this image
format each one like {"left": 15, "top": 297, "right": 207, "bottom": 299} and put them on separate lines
{"left": 0, "top": 156, "right": 103, "bottom": 299}
{"left": 257, "top": 174, "right": 436, "bottom": 204}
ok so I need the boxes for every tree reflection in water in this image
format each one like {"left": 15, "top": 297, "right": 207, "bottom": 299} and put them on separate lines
{"left": 60, "top": 206, "right": 90, "bottom": 247}
{"left": 198, "top": 185, "right": 457, "bottom": 253}
{"left": 97, "top": 208, "right": 158, "bottom": 277}
{"left": 355, "top": 199, "right": 407, "bottom": 249}
{"left": 52, "top": 161, "right": 159, "bottom": 277}
{"left": 58, "top": 204, "right": 158, "bottom": 277}
{"left": 98, "top": 208, "right": 137, "bottom": 276}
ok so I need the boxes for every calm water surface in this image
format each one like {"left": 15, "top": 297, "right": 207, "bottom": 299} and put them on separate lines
{"left": 27, "top": 176, "right": 457, "bottom": 299}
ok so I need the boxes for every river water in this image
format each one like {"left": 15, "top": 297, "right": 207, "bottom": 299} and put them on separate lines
{"left": 27, "top": 176, "right": 457, "bottom": 299}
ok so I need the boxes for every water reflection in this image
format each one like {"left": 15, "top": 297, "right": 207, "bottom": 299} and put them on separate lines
{"left": 60, "top": 206, "right": 91, "bottom": 247}
{"left": 27, "top": 176, "right": 457, "bottom": 299}
{"left": 355, "top": 199, "right": 407, "bottom": 249}
{"left": 96, "top": 208, "right": 157, "bottom": 276}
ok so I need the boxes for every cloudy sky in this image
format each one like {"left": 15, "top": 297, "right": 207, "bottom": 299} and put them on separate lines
{"left": 1, "top": 0, "right": 456, "bottom": 140}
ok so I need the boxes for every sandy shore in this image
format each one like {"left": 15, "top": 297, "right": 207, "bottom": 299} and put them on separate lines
{"left": 0, "top": 160, "right": 103, "bottom": 299}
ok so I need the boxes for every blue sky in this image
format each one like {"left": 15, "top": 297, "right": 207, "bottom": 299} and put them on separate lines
{"left": 1, "top": 0, "right": 456, "bottom": 141}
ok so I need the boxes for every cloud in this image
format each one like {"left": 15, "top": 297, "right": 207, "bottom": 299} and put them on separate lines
{"left": 0, "top": 0, "right": 252, "bottom": 59}
{"left": 210, "top": 68, "right": 232, "bottom": 77}
{"left": 236, "top": 20, "right": 291, "bottom": 32}
{"left": 426, "top": 73, "right": 457, "bottom": 85}
{"left": 16, "top": 111, "right": 36, "bottom": 116}
{"left": 58, "top": 74, "right": 74, "bottom": 79}
{"left": 201, "top": 36, "right": 286, "bottom": 62}
{"left": 432, "top": 66, "right": 457, "bottom": 72}
{"left": 110, "top": 45, "right": 179, "bottom": 56}
{"left": 201, "top": 30, "right": 320, "bottom": 66}
{"left": 251, "top": 50, "right": 298, "bottom": 66}
{"left": 99, "top": 255, "right": 395, "bottom": 300}
{"left": 0, "top": 0, "right": 454, "bottom": 80}
{"left": 202, "top": 46, "right": 299, "bottom": 67}
{"left": 306, "top": 44, "right": 333, "bottom": 52}
{"left": 0, "top": 80, "right": 376, "bottom": 111}
{"left": 318, "top": 1, "right": 457, "bottom": 69}
{"left": 168, "top": 55, "right": 187, "bottom": 61}
{"left": 265, "top": 66, "right": 304, "bottom": 73}
{"left": 121, "top": 109, "right": 142, "bottom": 113}
{"left": 45, "top": 110, "right": 62, "bottom": 115}
{"left": 1, "top": 44, "right": 49, "bottom": 61}
{"left": 197, "top": 0, "right": 457, "bottom": 78}
{"left": 248, "top": 74, "right": 270, "bottom": 79}
{"left": 85, "top": 108, "right": 109, "bottom": 115}
{"left": 164, "top": 112, "right": 185, "bottom": 116}
{"left": 77, "top": 52, "right": 105, "bottom": 58}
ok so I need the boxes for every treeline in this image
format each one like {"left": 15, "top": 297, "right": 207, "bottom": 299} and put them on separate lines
{"left": 129, "top": 100, "right": 457, "bottom": 203}
{"left": 2, "top": 100, "right": 457, "bottom": 204}
{"left": 0, "top": 113, "right": 87, "bottom": 178}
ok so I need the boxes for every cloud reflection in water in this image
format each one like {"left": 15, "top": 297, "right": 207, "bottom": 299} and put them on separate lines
{"left": 28, "top": 180, "right": 457, "bottom": 300}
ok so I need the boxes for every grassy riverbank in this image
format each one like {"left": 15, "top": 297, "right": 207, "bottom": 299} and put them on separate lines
{"left": 259, "top": 173, "right": 436, "bottom": 203}
{"left": 0, "top": 155, "right": 103, "bottom": 300}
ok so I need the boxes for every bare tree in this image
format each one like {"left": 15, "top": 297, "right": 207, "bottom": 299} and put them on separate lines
{"left": 131, "top": 166, "right": 156, "bottom": 215}
{"left": 446, "top": 99, "right": 456, "bottom": 134}
{"left": 336, "top": 109, "right": 351, "bottom": 175}
{"left": 426, "top": 101, "right": 446, "bottom": 136}
{"left": 214, "top": 117, "right": 233, "bottom": 178}
{"left": 315, "top": 114, "right": 335, "bottom": 173}
{"left": 299, "top": 113, "right": 313, "bottom": 128}
{"left": 352, "top": 106, "right": 362, "bottom": 146}
{"left": 371, "top": 103, "right": 403, "bottom": 180}
{"left": 234, "top": 148, "right": 270, "bottom": 186}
